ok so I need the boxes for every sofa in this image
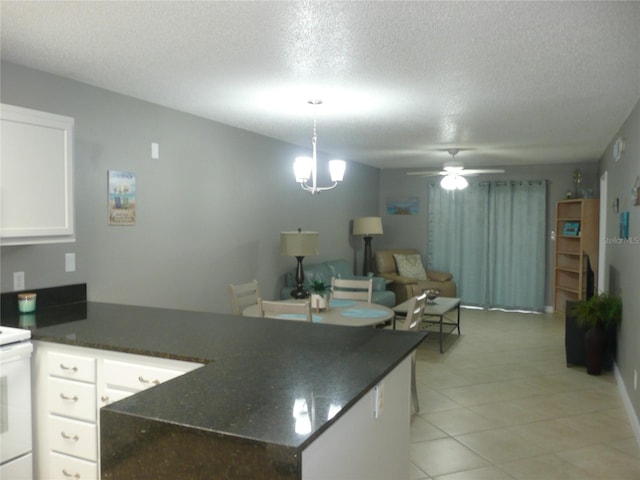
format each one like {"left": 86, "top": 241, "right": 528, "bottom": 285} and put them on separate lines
{"left": 280, "top": 259, "right": 396, "bottom": 307}
{"left": 374, "top": 248, "right": 457, "bottom": 305}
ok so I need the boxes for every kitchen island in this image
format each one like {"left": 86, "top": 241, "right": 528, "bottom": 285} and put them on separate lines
{"left": 6, "top": 299, "right": 426, "bottom": 479}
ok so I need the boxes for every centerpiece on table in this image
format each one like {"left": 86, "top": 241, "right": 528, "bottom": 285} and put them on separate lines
{"left": 307, "top": 279, "right": 332, "bottom": 311}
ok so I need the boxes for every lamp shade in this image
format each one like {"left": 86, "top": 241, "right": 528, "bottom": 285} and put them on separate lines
{"left": 352, "top": 217, "right": 383, "bottom": 236}
{"left": 280, "top": 231, "right": 319, "bottom": 256}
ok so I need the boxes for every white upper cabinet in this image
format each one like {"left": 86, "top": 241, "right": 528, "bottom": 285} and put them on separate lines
{"left": 1, "top": 103, "right": 75, "bottom": 245}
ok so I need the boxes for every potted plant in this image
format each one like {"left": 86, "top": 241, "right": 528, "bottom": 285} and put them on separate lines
{"left": 571, "top": 292, "right": 622, "bottom": 375}
{"left": 307, "top": 279, "right": 332, "bottom": 311}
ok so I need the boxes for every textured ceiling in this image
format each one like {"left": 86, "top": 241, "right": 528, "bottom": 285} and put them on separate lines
{"left": 1, "top": 1, "right": 639, "bottom": 170}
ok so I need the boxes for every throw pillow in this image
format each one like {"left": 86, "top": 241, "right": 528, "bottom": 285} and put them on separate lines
{"left": 393, "top": 253, "right": 427, "bottom": 280}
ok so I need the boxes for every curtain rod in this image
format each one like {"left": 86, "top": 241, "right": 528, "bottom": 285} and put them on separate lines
{"left": 428, "top": 179, "right": 551, "bottom": 186}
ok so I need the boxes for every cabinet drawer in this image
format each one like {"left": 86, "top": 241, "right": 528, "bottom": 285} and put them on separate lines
{"left": 98, "top": 387, "right": 132, "bottom": 408}
{"left": 49, "top": 415, "right": 97, "bottom": 462}
{"left": 48, "top": 352, "right": 96, "bottom": 383}
{"left": 103, "top": 359, "right": 188, "bottom": 392}
{"left": 49, "top": 451, "right": 97, "bottom": 480}
{"left": 48, "top": 377, "right": 96, "bottom": 422}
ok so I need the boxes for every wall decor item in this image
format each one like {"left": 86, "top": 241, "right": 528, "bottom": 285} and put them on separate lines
{"left": 620, "top": 211, "right": 629, "bottom": 240}
{"left": 562, "top": 221, "right": 580, "bottom": 236}
{"left": 386, "top": 196, "right": 419, "bottom": 215}
{"left": 108, "top": 170, "right": 136, "bottom": 225}
{"left": 572, "top": 168, "right": 582, "bottom": 198}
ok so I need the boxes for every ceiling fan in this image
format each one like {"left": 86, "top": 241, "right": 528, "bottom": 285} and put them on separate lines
{"left": 406, "top": 149, "right": 505, "bottom": 190}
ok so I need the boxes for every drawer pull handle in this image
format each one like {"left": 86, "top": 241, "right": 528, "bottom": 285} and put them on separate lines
{"left": 62, "top": 469, "right": 81, "bottom": 479}
{"left": 59, "top": 363, "right": 78, "bottom": 373}
{"left": 60, "top": 431, "right": 79, "bottom": 441}
{"left": 101, "top": 395, "right": 110, "bottom": 403}
{"left": 60, "top": 393, "right": 79, "bottom": 402}
{"left": 138, "top": 375, "right": 160, "bottom": 385}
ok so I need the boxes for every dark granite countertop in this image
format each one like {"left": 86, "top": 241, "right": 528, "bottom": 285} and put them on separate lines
{"left": 3, "top": 299, "right": 426, "bottom": 477}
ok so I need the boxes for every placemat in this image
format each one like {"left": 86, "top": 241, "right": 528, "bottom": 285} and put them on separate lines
{"left": 329, "top": 299, "right": 357, "bottom": 308}
{"left": 341, "top": 308, "right": 388, "bottom": 319}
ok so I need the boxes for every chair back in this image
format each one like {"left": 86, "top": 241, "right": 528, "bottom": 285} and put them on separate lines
{"left": 257, "top": 298, "right": 312, "bottom": 322}
{"left": 228, "top": 280, "right": 260, "bottom": 315}
{"left": 331, "top": 277, "right": 373, "bottom": 303}
{"left": 397, "top": 293, "right": 427, "bottom": 332}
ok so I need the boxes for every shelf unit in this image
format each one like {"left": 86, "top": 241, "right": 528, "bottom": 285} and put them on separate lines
{"left": 553, "top": 199, "right": 599, "bottom": 312}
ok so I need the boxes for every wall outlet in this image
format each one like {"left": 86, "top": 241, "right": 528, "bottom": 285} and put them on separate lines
{"left": 13, "top": 271, "right": 25, "bottom": 291}
{"left": 65, "top": 253, "right": 76, "bottom": 272}
{"left": 151, "top": 142, "right": 159, "bottom": 159}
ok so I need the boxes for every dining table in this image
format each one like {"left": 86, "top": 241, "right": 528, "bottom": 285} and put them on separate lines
{"left": 242, "top": 298, "right": 394, "bottom": 327}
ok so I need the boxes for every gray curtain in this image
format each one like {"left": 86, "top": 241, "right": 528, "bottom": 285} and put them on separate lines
{"left": 428, "top": 180, "right": 547, "bottom": 312}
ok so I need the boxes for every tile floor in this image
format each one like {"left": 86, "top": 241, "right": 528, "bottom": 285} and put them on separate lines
{"left": 410, "top": 308, "right": 640, "bottom": 479}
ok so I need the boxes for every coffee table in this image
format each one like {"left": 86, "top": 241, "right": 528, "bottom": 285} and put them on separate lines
{"left": 394, "top": 297, "right": 461, "bottom": 353}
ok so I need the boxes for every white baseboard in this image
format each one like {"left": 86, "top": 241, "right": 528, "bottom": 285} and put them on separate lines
{"left": 614, "top": 363, "right": 640, "bottom": 449}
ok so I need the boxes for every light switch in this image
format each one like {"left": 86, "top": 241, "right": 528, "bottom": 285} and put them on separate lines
{"left": 65, "top": 253, "right": 76, "bottom": 272}
{"left": 13, "top": 271, "right": 25, "bottom": 291}
{"left": 151, "top": 142, "right": 159, "bottom": 159}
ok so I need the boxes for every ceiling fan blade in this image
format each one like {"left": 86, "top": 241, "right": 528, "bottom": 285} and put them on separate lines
{"left": 405, "top": 170, "right": 447, "bottom": 177}
{"left": 459, "top": 168, "right": 506, "bottom": 176}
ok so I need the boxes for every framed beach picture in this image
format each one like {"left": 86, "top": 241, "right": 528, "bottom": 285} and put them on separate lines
{"left": 386, "top": 196, "right": 419, "bottom": 215}
{"left": 562, "top": 221, "right": 580, "bottom": 236}
{"left": 108, "top": 170, "right": 136, "bottom": 225}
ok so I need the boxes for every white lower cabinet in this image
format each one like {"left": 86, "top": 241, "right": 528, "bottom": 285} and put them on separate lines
{"left": 33, "top": 341, "right": 202, "bottom": 479}
{"left": 49, "top": 415, "right": 98, "bottom": 462}
{"left": 49, "top": 451, "right": 98, "bottom": 480}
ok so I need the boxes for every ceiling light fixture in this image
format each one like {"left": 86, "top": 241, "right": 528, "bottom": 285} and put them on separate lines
{"left": 294, "top": 100, "right": 346, "bottom": 195}
{"left": 440, "top": 151, "right": 468, "bottom": 190}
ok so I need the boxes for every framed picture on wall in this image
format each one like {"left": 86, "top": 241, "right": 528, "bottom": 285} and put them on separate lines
{"left": 562, "top": 221, "right": 580, "bottom": 236}
{"left": 108, "top": 170, "right": 136, "bottom": 226}
{"left": 386, "top": 196, "right": 419, "bottom": 215}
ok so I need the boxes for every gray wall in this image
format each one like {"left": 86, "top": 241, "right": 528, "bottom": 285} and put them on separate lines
{"left": 0, "top": 62, "right": 380, "bottom": 312}
{"left": 378, "top": 163, "right": 600, "bottom": 308}
{"left": 599, "top": 98, "right": 640, "bottom": 424}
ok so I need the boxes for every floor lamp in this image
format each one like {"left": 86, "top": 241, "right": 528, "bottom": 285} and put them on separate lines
{"left": 353, "top": 217, "right": 383, "bottom": 276}
{"left": 281, "top": 229, "right": 319, "bottom": 299}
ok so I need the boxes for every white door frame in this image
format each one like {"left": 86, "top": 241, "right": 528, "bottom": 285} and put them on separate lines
{"left": 598, "top": 171, "right": 607, "bottom": 293}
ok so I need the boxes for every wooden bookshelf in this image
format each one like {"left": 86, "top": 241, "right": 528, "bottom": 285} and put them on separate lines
{"left": 553, "top": 199, "right": 599, "bottom": 312}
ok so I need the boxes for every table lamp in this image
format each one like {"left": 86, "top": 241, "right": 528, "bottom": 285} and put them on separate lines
{"left": 353, "top": 217, "right": 383, "bottom": 275}
{"left": 281, "top": 229, "right": 319, "bottom": 299}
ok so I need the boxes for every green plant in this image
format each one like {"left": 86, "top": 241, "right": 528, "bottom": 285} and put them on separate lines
{"left": 572, "top": 292, "right": 622, "bottom": 329}
{"left": 307, "top": 279, "right": 332, "bottom": 297}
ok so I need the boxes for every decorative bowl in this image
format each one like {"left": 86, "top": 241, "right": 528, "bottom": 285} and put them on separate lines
{"left": 425, "top": 289, "right": 440, "bottom": 304}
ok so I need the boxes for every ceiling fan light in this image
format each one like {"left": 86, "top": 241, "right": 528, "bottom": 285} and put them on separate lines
{"left": 440, "top": 174, "right": 468, "bottom": 190}
{"left": 440, "top": 175, "right": 457, "bottom": 190}
{"left": 454, "top": 175, "right": 469, "bottom": 190}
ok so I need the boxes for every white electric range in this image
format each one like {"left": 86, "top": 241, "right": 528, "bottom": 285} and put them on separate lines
{"left": 0, "top": 325, "right": 33, "bottom": 479}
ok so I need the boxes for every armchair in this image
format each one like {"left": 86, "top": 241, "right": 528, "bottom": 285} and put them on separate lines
{"left": 374, "top": 248, "right": 457, "bottom": 305}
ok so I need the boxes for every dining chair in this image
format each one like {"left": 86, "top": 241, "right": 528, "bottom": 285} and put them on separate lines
{"left": 395, "top": 292, "right": 427, "bottom": 414}
{"left": 228, "top": 280, "right": 260, "bottom": 315}
{"left": 330, "top": 277, "right": 373, "bottom": 303}
{"left": 257, "top": 298, "right": 312, "bottom": 322}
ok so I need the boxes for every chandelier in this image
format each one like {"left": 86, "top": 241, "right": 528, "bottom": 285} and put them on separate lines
{"left": 293, "top": 100, "right": 346, "bottom": 195}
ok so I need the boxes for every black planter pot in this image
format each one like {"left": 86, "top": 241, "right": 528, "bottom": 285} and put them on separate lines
{"left": 585, "top": 326, "right": 608, "bottom": 375}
